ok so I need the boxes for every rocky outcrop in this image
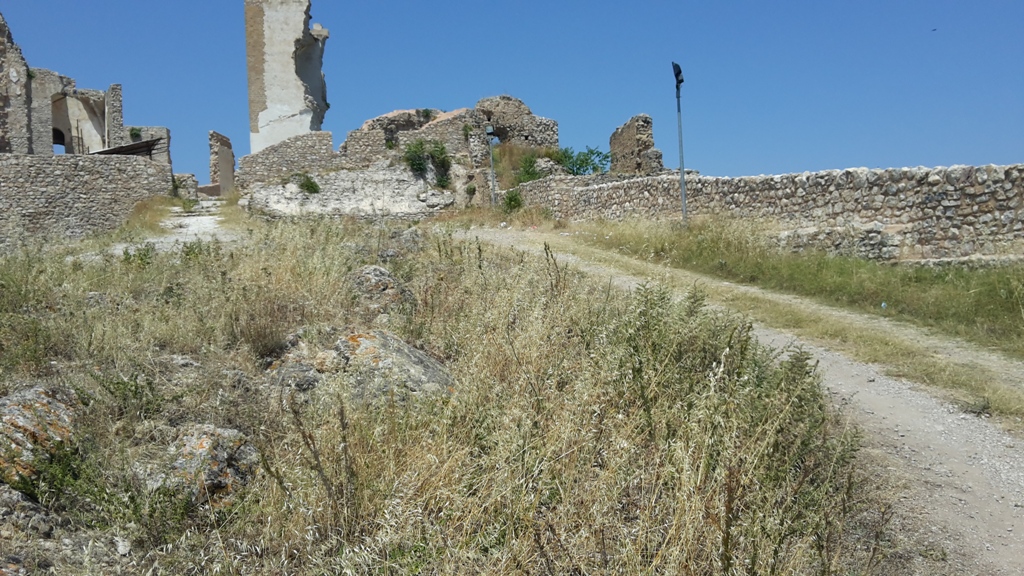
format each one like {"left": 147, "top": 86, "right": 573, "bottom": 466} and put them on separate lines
{"left": 246, "top": 165, "right": 455, "bottom": 219}
{"left": 0, "top": 387, "right": 78, "bottom": 486}
{"left": 351, "top": 265, "right": 414, "bottom": 317}
{"left": 336, "top": 331, "right": 455, "bottom": 404}
{"left": 156, "top": 425, "right": 260, "bottom": 507}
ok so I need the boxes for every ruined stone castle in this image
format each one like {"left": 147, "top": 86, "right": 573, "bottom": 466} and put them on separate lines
{"left": 0, "top": 10, "right": 175, "bottom": 245}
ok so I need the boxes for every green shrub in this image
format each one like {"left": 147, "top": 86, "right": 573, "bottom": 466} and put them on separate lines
{"left": 554, "top": 146, "right": 611, "bottom": 175}
{"left": 502, "top": 189, "right": 524, "bottom": 213}
{"left": 404, "top": 139, "right": 452, "bottom": 189}
{"left": 403, "top": 140, "right": 429, "bottom": 179}
{"left": 465, "top": 184, "right": 476, "bottom": 197}
{"left": 129, "top": 127, "right": 143, "bottom": 140}
{"left": 298, "top": 174, "right": 321, "bottom": 194}
{"left": 515, "top": 154, "right": 542, "bottom": 184}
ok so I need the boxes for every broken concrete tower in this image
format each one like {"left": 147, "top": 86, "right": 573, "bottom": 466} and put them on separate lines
{"left": 610, "top": 114, "right": 663, "bottom": 176}
{"left": 245, "top": 0, "right": 329, "bottom": 153}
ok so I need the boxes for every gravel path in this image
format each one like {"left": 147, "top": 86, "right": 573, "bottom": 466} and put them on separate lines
{"left": 462, "top": 226, "right": 1024, "bottom": 574}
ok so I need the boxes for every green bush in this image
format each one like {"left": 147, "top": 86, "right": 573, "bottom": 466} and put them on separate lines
{"left": 515, "top": 154, "right": 542, "bottom": 185}
{"left": 403, "top": 140, "right": 429, "bottom": 179}
{"left": 404, "top": 139, "right": 452, "bottom": 189}
{"left": 554, "top": 146, "right": 611, "bottom": 175}
{"left": 298, "top": 174, "right": 321, "bottom": 194}
{"left": 502, "top": 189, "right": 524, "bottom": 213}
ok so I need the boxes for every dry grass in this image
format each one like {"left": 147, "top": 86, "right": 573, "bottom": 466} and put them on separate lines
{"left": 0, "top": 218, "right": 910, "bottom": 574}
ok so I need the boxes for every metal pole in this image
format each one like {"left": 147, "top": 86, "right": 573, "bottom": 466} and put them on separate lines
{"left": 486, "top": 125, "right": 497, "bottom": 206}
{"left": 673, "top": 61, "right": 687, "bottom": 223}
{"left": 488, "top": 138, "right": 497, "bottom": 206}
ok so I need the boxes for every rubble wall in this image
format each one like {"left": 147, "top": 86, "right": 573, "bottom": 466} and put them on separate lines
{"left": 236, "top": 131, "right": 343, "bottom": 190}
{"left": 515, "top": 164, "right": 1024, "bottom": 261}
{"left": 0, "top": 11, "right": 31, "bottom": 154}
{"left": 0, "top": 154, "right": 173, "bottom": 245}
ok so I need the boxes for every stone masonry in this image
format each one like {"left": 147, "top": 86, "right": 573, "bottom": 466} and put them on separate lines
{"left": 515, "top": 164, "right": 1024, "bottom": 261}
{"left": 609, "top": 114, "right": 663, "bottom": 176}
{"left": 339, "top": 96, "right": 559, "bottom": 171}
{"left": 0, "top": 10, "right": 31, "bottom": 154}
{"left": 0, "top": 154, "right": 173, "bottom": 246}
{"left": 236, "top": 131, "right": 343, "bottom": 191}
{"left": 246, "top": 0, "right": 330, "bottom": 153}
{"left": 209, "top": 131, "right": 236, "bottom": 193}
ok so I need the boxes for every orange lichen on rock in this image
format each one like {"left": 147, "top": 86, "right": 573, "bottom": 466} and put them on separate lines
{"left": 0, "top": 386, "right": 78, "bottom": 485}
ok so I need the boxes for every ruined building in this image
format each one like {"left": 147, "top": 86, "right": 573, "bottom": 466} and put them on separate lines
{"left": 245, "top": 0, "right": 329, "bottom": 153}
{"left": 609, "top": 114, "right": 664, "bottom": 176}
{"left": 0, "top": 12, "right": 172, "bottom": 164}
{"left": 0, "top": 10, "right": 174, "bottom": 245}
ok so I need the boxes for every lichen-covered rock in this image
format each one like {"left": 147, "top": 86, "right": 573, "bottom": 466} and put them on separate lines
{"left": 0, "top": 484, "right": 55, "bottom": 538}
{"left": 0, "top": 556, "right": 26, "bottom": 576}
{"left": 336, "top": 331, "right": 455, "bottom": 403}
{"left": 0, "top": 386, "right": 78, "bottom": 485}
{"left": 352, "top": 265, "right": 414, "bottom": 316}
{"left": 161, "top": 425, "right": 259, "bottom": 507}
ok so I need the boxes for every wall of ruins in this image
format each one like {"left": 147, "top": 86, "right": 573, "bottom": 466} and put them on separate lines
{"left": 245, "top": 0, "right": 329, "bottom": 153}
{"left": 609, "top": 114, "right": 663, "bottom": 176}
{"left": 0, "top": 11, "right": 31, "bottom": 154}
{"left": 339, "top": 96, "right": 559, "bottom": 172}
{"left": 515, "top": 164, "right": 1024, "bottom": 261}
{"left": 105, "top": 83, "right": 128, "bottom": 148}
{"left": 0, "top": 154, "right": 173, "bottom": 246}
{"left": 236, "top": 131, "right": 343, "bottom": 191}
{"left": 209, "top": 131, "right": 236, "bottom": 193}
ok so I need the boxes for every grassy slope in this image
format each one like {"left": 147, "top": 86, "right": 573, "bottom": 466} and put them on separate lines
{"left": 0, "top": 218, "right": 900, "bottom": 574}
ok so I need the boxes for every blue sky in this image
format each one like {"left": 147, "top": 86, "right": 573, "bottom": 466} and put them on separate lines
{"left": 3, "top": 0, "right": 1022, "bottom": 182}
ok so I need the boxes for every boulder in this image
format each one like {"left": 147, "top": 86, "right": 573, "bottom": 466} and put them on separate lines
{"left": 0, "top": 386, "right": 78, "bottom": 486}
{"left": 336, "top": 331, "right": 455, "bottom": 404}
{"left": 351, "top": 265, "right": 414, "bottom": 317}
{"left": 159, "top": 425, "right": 259, "bottom": 507}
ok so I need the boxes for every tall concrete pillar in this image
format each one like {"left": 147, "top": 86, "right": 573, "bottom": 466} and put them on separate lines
{"left": 245, "top": 0, "right": 329, "bottom": 153}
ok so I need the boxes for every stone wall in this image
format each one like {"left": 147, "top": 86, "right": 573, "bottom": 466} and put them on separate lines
{"left": 209, "top": 131, "right": 235, "bottom": 193}
{"left": 105, "top": 83, "right": 128, "bottom": 148}
{"left": 125, "top": 126, "right": 172, "bottom": 166}
{"left": 0, "top": 154, "right": 173, "bottom": 246}
{"left": 515, "top": 164, "right": 1024, "bottom": 261}
{"left": 0, "top": 11, "right": 31, "bottom": 154}
{"left": 174, "top": 173, "right": 199, "bottom": 200}
{"left": 339, "top": 96, "right": 558, "bottom": 174}
{"left": 236, "top": 131, "right": 343, "bottom": 191}
{"left": 609, "top": 114, "right": 663, "bottom": 176}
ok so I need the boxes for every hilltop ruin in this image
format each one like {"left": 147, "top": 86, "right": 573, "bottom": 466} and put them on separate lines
{"left": 245, "top": 0, "right": 330, "bottom": 153}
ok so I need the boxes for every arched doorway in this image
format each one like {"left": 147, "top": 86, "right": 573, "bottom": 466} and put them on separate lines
{"left": 52, "top": 128, "right": 67, "bottom": 154}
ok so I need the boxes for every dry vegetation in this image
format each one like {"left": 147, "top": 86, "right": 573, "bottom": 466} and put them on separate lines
{"left": 0, "top": 218, "right": 908, "bottom": 574}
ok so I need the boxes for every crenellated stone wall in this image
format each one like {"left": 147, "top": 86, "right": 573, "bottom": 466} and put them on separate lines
{"left": 236, "top": 131, "right": 343, "bottom": 191}
{"left": 515, "top": 164, "right": 1024, "bottom": 261}
{"left": 0, "top": 154, "right": 173, "bottom": 246}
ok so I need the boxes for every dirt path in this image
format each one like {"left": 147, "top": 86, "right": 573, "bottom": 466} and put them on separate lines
{"left": 461, "top": 226, "right": 1024, "bottom": 574}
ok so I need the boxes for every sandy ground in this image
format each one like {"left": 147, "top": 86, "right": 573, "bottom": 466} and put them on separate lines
{"left": 461, "top": 226, "right": 1024, "bottom": 575}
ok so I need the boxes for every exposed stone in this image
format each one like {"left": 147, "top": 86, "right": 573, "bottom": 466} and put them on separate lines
{"left": 336, "top": 331, "right": 455, "bottom": 404}
{"left": 246, "top": 163, "right": 455, "bottom": 220}
{"left": 159, "top": 425, "right": 260, "bottom": 507}
{"left": 610, "top": 114, "right": 663, "bottom": 175}
{"left": 352, "top": 265, "right": 414, "bottom": 316}
{"left": 268, "top": 362, "right": 322, "bottom": 391}
{"left": 0, "top": 386, "right": 78, "bottom": 486}
{"left": 246, "top": 0, "right": 330, "bottom": 153}
{"left": 173, "top": 173, "right": 199, "bottom": 200}
{"left": 208, "top": 131, "right": 236, "bottom": 194}
{"left": 475, "top": 95, "right": 559, "bottom": 149}
{"left": 0, "top": 483, "right": 57, "bottom": 538}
